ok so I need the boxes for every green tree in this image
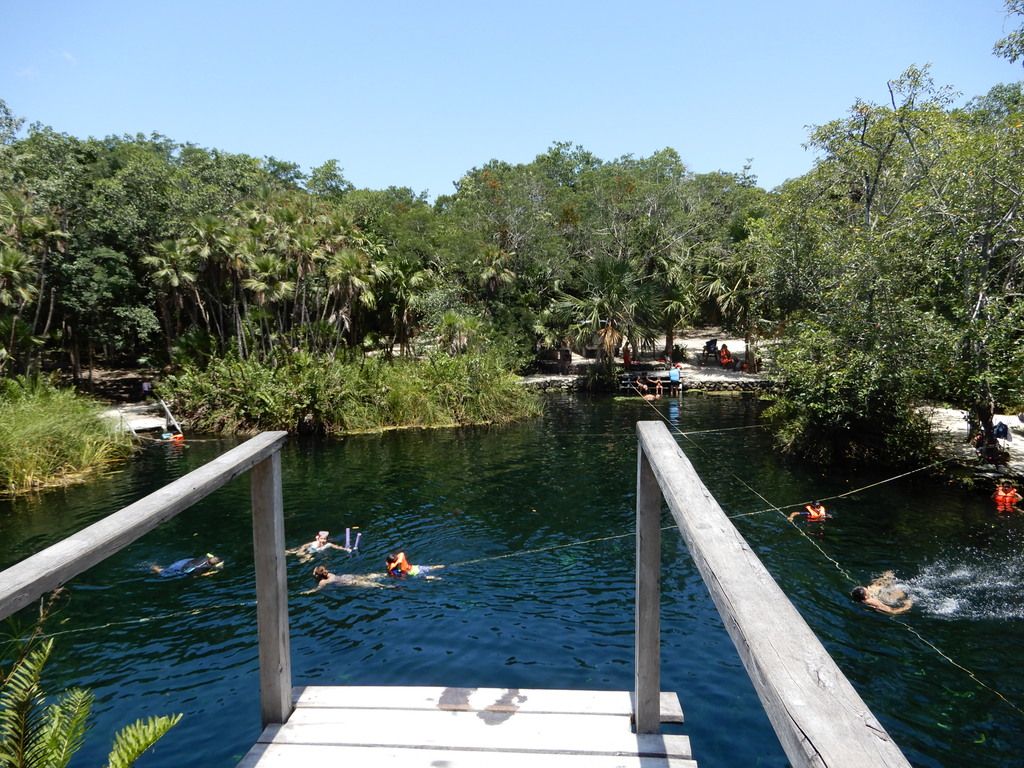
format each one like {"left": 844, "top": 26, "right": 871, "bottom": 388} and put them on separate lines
{"left": 994, "top": 0, "right": 1024, "bottom": 65}
{"left": 306, "top": 159, "right": 353, "bottom": 201}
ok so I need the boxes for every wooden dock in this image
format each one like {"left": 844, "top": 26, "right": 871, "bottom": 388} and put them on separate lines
{"left": 237, "top": 686, "right": 694, "bottom": 767}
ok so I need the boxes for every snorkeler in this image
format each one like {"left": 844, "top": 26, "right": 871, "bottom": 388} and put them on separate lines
{"left": 788, "top": 501, "right": 828, "bottom": 523}
{"left": 308, "top": 565, "right": 388, "bottom": 591}
{"left": 851, "top": 570, "right": 913, "bottom": 615}
{"left": 385, "top": 551, "right": 445, "bottom": 578}
{"left": 286, "top": 530, "right": 352, "bottom": 562}
{"left": 151, "top": 553, "right": 223, "bottom": 578}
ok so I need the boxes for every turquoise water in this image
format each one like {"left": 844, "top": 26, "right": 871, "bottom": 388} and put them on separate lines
{"left": 1, "top": 394, "right": 1023, "bottom": 767}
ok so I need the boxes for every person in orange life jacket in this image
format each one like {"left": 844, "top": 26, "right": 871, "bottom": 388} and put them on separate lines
{"left": 788, "top": 500, "right": 828, "bottom": 522}
{"left": 718, "top": 344, "right": 734, "bottom": 369}
{"left": 851, "top": 570, "right": 913, "bottom": 615}
{"left": 385, "top": 551, "right": 445, "bottom": 578}
{"left": 993, "top": 480, "right": 1023, "bottom": 512}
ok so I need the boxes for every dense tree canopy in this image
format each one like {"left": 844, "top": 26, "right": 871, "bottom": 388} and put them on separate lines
{"left": 1, "top": 44, "right": 1022, "bottom": 468}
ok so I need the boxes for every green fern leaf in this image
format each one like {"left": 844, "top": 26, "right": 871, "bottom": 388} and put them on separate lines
{"left": 103, "top": 713, "right": 182, "bottom": 768}
{"left": 41, "top": 687, "right": 93, "bottom": 768}
{"left": 0, "top": 639, "right": 52, "bottom": 768}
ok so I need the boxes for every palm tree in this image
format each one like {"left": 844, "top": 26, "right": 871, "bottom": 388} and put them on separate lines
{"left": 379, "top": 252, "right": 431, "bottom": 357}
{"left": 323, "top": 247, "right": 381, "bottom": 351}
{"left": 553, "top": 254, "right": 655, "bottom": 374}
{"left": 473, "top": 245, "right": 516, "bottom": 300}
{"left": 143, "top": 239, "right": 200, "bottom": 359}
{"left": 700, "top": 242, "right": 763, "bottom": 370}
{"left": 0, "top": 247, "right": 37, "bottom": 375}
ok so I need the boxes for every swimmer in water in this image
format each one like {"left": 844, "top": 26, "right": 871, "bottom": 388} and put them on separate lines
{"left": 151, "top": 553, "right": 223, "bottom": 578}
{"left": 993, "top": 480, "right": 1023, "bottom": 513}
{"left": 788, "top": 500, "right": 828, "bottom": 523}
{"left": 851, "top": 570, "right": 913, "bottom": 615}
{"left": 286, "top": 530, "right": 349, "bottom": 562}
{"left": 385, "top": 551, "right": 445, "bottom": 578}
{"left": 308, "top": 565, "right": 389, "bottom": 591}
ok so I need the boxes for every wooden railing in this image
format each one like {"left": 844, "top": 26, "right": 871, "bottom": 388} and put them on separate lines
{"left": 0, "top": 431, "right": 292, "bottom": 728}
{"left": 633, "top": 421, "right": 911, "bottom": 768}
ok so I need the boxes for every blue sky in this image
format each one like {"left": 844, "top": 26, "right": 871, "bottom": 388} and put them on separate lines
{"left": 2, "top": 1, "right": 1022, "bottom": 197}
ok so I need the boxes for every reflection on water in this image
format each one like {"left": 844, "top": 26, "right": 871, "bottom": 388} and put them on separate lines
{"left": 0, "top": 394, "right": 1022, "bottom": 768}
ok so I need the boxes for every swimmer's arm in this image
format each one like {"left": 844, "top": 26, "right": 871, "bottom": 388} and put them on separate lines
{"left": 285, "top": 544, "right": 309, "bottom": 555}
{"left": 867, "top": 596, "right": 912, "bottom": 615}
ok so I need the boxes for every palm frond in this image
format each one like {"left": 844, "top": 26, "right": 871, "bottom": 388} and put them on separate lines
{"left": 104, "top": 714, "right": 182, "bottom": 768}
{"left": 42, "top": 688, "right": 93, "bottom": 768}
{"left": 0, "top": 639, "right": 52, "bottom": 768}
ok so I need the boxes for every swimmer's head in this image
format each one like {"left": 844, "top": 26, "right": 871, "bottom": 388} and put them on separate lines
{"left": 313, "top": 565, "right": 329, "bottom": 583}
{"left": 206, "top": 554, "right": 223, "bottom": 567}
{"left": 317, "top": 530, "right": 329, "bottom": 540}
{"left": 851, "top": 586, "right": 868, "bottom": 602}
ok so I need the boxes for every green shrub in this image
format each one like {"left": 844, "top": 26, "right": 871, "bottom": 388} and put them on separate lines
{"left": 163, "top": 351, "right": 543, "bottom": 435}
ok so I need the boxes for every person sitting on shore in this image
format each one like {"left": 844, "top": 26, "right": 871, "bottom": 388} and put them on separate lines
{"left": 788, "top": 500, "right": 828, "bottom": 523}
{"left": 994, "top": 480, "right": 1023, "bottom": 513}
{"left": 309, "top": 565, "right": 389, "bottom": 591}
{"left": 286, "top": 530, "right": 350, "bottom": 562}
{"left": 385, "top": 551, "right": 445, "bottom": 578}
{"left": 152, "top": 553, "right": 223, "bottom": 578}
{"left": 718, "top": 344, "right": 734, "bottom": 369}
{"left": 851, "top": 571, "right": 913, "bottom": 615}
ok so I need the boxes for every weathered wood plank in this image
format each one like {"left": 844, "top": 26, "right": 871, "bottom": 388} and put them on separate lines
{"left": 238, "top": 742, "right": 699, "bottom": 768}
{"left": 252, "top": 452, "right": 292, "bottom": 727}
{"left": 262, "top": 707, "right": 692, "bottom": 758}
{"left": 0, "top": 431, "right": 288, "bottom": 621}
{"left": 292, "top": 686, "right": 683, "bottom": 722}
{"left": 635, "top": 449, "right": 663, "bottom": 733}
{"left": 636, "top": 421, "right": 910, "bottom": 768}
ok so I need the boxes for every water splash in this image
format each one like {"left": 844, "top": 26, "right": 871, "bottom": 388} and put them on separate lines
{"left": 910, "top": 551, "right": 1024, "bottom": 620}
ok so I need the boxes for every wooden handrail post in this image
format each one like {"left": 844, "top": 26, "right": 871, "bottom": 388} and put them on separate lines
{"left": 636, "top": 421, "right": 911, "bottom": 767}
{"left": 634, "top": 439, "right": 662, "bottom": 733}
{"left": 251, "top": 451, "right": 292, "bottom": 727}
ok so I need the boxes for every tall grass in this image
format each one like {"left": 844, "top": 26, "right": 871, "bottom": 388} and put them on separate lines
{"left": 0, "top": 376, "right": 134, "bottom": 495}
{"left": 163, "top": 351, "right": 544, "bottom": 435}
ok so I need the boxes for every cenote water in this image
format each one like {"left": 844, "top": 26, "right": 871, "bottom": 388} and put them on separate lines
{"left": 2, "top": 394, "right": 1023, "bottom": 767}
